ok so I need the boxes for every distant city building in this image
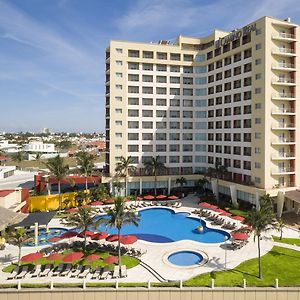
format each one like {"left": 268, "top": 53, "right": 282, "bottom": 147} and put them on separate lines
{"left": 0, "top": 166, "right": 16, "bottom": 179}
{"left": 41, "top": 128, "right": 50, "bottom": 134}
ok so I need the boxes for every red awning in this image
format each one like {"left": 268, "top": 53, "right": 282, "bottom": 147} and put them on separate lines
{"left": 48, "top": 237, "right": 62, "bottom": 243}
{"left": 168, "top": 195, "right": 178, "bottom": 200}
{"left": 86, "top": 254, "right": 100, "bottom": 262}
{"left": 120, "top": 235, "right": 138, "bottom": 245}
{"left": 91, "top": 201, "right": 103, "bottom": 206}
{"left": 91, "top": 232, "right": 109, "bottom": 240}
{"left": 103, "top": 255, "right": 118, "bottom": 265}
{"left": 63, "top": 252, "right": 84, "bottom": 262}
{"left": 144, "top": 195, "right": 155, "bottom": 200}
{"left": 106, "top": 234, "right": 119, "bottom": 242}
{"left": 60, "top": 231, "right": 78, "bottom": 239}
{"left": 21, "top": 252, "right": 43, "bottom": 262}
{"left": 47, "top": 253, "right": 64, "bottom": 261}
{"left": 77, "top": 230, "right": 95, "bottom": 238}
{"left": 231, "top": 232, "right": 248, "bottom": 240}
{"left": 231, "top": 215, "right": 245, "bottom": 222}
{"left": 156, "top": 195, "right": 167, "bottom": 199}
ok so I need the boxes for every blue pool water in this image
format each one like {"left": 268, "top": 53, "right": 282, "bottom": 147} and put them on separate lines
{"left": 92, "top": 208, "right": 229, "bottom": 243}
{"left": 168, "top": 251, "right": 203, "bottom": 266}
{"left": 26, "top": 227, "right": 68, "bottom": 246}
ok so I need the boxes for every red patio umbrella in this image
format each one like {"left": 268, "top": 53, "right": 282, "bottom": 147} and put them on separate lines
{"left": 67, "top": 208, "right": 78, "bottom": 213}
{"left": 240, "top": 225, "right": 253, "bottom": 231}
{"left": 86, "top": 254, "right": 100, "bottom": 262}
{"left": 60, "top": 231, "right": 78, "bottom": 239}
{"left": 105, "top": 199, "right": 115, "bottom": 204}
{"left": 91, "top": 232, "right": 109, "bottom": 240}
{"left": 156, "top": 195, "right": 167, "bottom": 199}
{"left": 77, "top": 230, "right": 95, "bottom": 238}
{"left": 21, "top": 252, "right": 43, "bottom": 263}
{"left": 144, "top": 195, "right": 155, "bottom": 200}
{"left": 231, "top": 215, "right": 245, "bottom": 222}
{"left": 48, "top": 237, "right": 62, "bottom": 243}
{"left": 136, "top": 197, "right": 143, "bottom": 201}
{"left": 81, "top": 205, "right": 90, "bottom": 209}
{"left": 220, "top": 211, "right": 232, "bottom": 217}
{"left": 199, "top": 202, "right": 212, "bottom": 208}
{"left": 168, "top": 195, "right": 178, "bottom": 200}
{"left": 63, "top": 252, "right": 84, "bottom": 262}
{"left": 47, "top": 253, "right": 64, "bottom": 261}
{"left": 231, "top": 232, "right": 248, "bottom": 240}
{"left": 214, "top": 208, "right": 226, "bottom": 213}
{"left": 120, "top": 235, "right": 138, "bottom": 245}
{"left": 209, "top": 205, "right": 218, "bottom": 209}
{"left": 91, "top": 201, "right": 103, "bottom": 206}
{"left": 106, "top": 234, "right": 119, "bottom": 242}
{"left": 103, "top": 255, "right": 118, "bottom": 265}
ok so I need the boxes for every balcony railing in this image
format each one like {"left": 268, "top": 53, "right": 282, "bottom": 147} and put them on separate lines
{"left": 272, "top": 47, "right": 296, "bottom": 55}
{"left": 271, "top": 138, "right": 295, "bottom": 144}
{"left": 272, "top": 152, "right": 295, "bottom": 159}
{"left": 272, "top": 63, "right": 295, "bottom": 69}
{"left": 272, "top": 92, "right": 295, "bottom": 99}
{"left": 272, "top": 33, "right": 296, "bottom": 40}
{"left": 271, "top": 167, "right": 295, "bottom": 175}
{"left": 272, "top": 123, "right": 295, "bottom": 129}
{"left": 271, "top": 108, "right": 295, "bottom": 114}
{"left": 272, "top": 78, "right": 295, "bottom": 84}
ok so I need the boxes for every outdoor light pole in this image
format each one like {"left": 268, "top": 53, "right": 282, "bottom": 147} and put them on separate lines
{"left": 224, "top": 236, "right": 228, "bottom": 269}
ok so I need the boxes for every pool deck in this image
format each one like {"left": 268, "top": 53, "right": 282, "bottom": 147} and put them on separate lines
{"left": 0, "top": 194, "right": 299, "bottom": 284}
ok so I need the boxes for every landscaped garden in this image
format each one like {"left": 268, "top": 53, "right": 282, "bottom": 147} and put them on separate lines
{"left": 272, "top": 236, "right": 300, "bottom": 247}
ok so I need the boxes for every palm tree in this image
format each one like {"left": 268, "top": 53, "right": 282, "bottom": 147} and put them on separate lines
{"left": 143, "top": 156, "right": 166, "bottom": 196}
{"left": 176, "top": 177, "right": 187, "bottom": 196}
{"left": 76, "top": 151, "right": 95, "bottom": 191}
{"left": 12, "top": 151, "right": 25, "bottom": 170}
{"left": 34, "top": 152, "right": 43, "bottom": 169}
{"left": 63, "top": 198, "right": 71, "bottom": 209}
{"left": 244, "top": 194, "right": 277, "bottom": 279}
{"left": 112, "top": 180, "right": 123, "bottom": 196}
{"left": 44, "top": 155, "right": 69, "bottom": 212}
{"left": 75, "top": 190, "right": 86, "bottom": 207}
{"left": 277, "top": 218, "right": 285, "bottom": 240}
{"left": 64, "top": 207, "right": 95, "bottom": 252}
{"left": 5, "top": 228, "right": 33, "bottom": 266}
{"left": 115, "top": 156, "right": 137, "bottom": 196}
{"left": 94, "top": 197, "right": 139, "bottom": 277}
{"left": 197, "top": 177, "right": 209, "bottom": 195}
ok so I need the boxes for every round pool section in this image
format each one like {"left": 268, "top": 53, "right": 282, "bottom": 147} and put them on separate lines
{"left": 168, "top": 251, "right": 203, "bottom": 267}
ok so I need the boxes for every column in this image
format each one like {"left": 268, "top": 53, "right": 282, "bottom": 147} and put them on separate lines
{"left": 277, "top": 191, "right": 285, "bottom": 218}
{"left": 139, "top": 178, "right": 143, "bottom": 195}
{"left": 34, "top": 222, "right": 39, "bottom": 247}
{"left": 211, "top": 179, "right": 218, "bottom": 200}
{"left": 255, "top": 192, "right": 260, "bottom": 211}
{"left": 230, "top": 185, "right": 238, "bottom": 208}
{"left": 168, "top": 177, "right": 171, "bottom": 195}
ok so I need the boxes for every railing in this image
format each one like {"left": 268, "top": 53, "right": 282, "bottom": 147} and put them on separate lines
{"left": 272, "top": 123, "right": 295, "bottom": 129}
{"left": 272, "top": 138, "right": 295, "bottom": 144}
{"left": 272, "top": 108, "right": 295, "bottom": 114}
{"left": 272, "top": 47, "right": 295, "bottom": 54}
{"left": 272, "top": 168, "right": 295, "bottom": 174}
{"left": 272, "top": 78, "right": 295, "bottom": 84}
{"left": 272, "top": 92, "right": 295, "bottom": 98}
{"left": 272, "top": 63, "right": 295, "bottom": 69}
{"left": 272, "top": 32, "right": 296, "bottom": 39}
{"left": 272, "top": 152, "right": 295, "bottom": 159}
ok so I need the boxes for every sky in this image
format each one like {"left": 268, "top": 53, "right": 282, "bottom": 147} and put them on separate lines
{"left": 0, "top": 0, "right": 300, "bottom": 133}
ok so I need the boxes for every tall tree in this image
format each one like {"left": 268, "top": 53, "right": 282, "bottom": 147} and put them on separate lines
{"left": 5, "top": 228, "right": 33, "bottom": 266}
{"left": 143, "top": 156, "right": 166, "bottom": 196}
{"left": 34, "top": 152, "right": 43, "bottom": 169}
{"left": 176, "top": 177, "right": 187, "bottom": 195}
{"left": 12, "top": 151, "right": 25, "bottom": 170}
{"left": 44, "top": 155, "right": 69, "bottom": 212}
{"left": 244, "top": 194, "right": 277, "bottom": 279}
{"left": 94, "top": 197, "right": 139, "bottom": 277}
{"left": 112, "top": 180, "right": 123, "bottom": 196}
{"left": 76, "top": 151, "right": 95, "bottom": 191}
{"left": 64, "top": 207, "right": 95, "bottom": 252}
{"left": 115, "top": 156, "right": 137, "bottom": 196}
{"left": 197, "top": 177, "right": 209, "bottom": 195}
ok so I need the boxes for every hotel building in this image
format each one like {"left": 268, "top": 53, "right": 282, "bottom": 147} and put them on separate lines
{"left": 104, "top": 16, "right": 300, "bottom": 216}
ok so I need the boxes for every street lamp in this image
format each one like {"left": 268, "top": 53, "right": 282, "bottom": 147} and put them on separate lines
{"left": 224, "top": 235, "right": 229, "bottom": 269}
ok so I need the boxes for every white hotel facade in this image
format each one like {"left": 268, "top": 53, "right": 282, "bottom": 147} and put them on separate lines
{"left": 104, "top": 16, "right": 300, "bottom": 216}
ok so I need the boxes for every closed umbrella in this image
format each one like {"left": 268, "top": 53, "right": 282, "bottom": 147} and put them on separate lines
{"left": 47, "top": 253, "right": 64, "bottom": 261}
{"left": 103, "top": 255, "right": 118, "bottom": 265}
{"left": 136, "top": 197, "right": 143, "bottom": 201}
{"left": 21, "top": 252, "right": 43, "bottom": 263}
{"left": 209, "top": 205, "right": 218, "bottom": 209}
{"left": 86, "top": 254, "right": 100, "bottom": 262}
{"left": 60, "top": 231, "right": 78, "bottom": 239}
{"left": 120, "top": 235, "right": 138, "bottom": 245}
{"left": 231, "top": 215, "right": 245, "bottom": 222}
{"left": 63, "top": 252, "right": 84, "bottom": 262}
{"left": 231, "top": 232, "right": 248, "bottom": 240}
{"left": 48, "top": 237, "right": 62, "bottom": 243}
{"left": 77, "top": 231, "right": 95, "bottom": 238}
{"left": 156, "top": 195, "right": 167, "bottom": 199}
{"left": 168, "top": 195, "right": 178, "bottom": 200}
{"left": 106, "top": 234, "right": 119, "bottom": 242}
{"left": 214, "top": 208, "right": 226, "bottom": 213}
{"left": 220, "top": 211, "right": 232, "bottom": 217}
{"left": 144, "top": 195, "right": 155, "bottom": 200}
{"left": 92, "top": 232, "right": 109, "bottom": 240}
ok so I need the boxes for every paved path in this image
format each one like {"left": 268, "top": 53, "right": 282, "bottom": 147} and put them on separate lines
{"left": 273, "top": 241, "right": 300, "bottom": 252}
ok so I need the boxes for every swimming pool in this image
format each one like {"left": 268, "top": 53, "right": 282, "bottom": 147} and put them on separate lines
{"left": 168, "top": 251, "right": 203, "bottom": 266}
{"left": 26, "top": 227, "right": 68, "bottom": 246}
{"left": 92, "top": 208, "right": 229, "bottom": 243}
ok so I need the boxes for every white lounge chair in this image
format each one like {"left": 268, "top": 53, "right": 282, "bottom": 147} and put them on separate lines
{"left": 40, "top": 264, "right": 52, "bottom": 277}
{"left": 31, "top": 265, "right": 42, "bottom": 277}
{"left": 70, "top": 265, "right": 84, "bottom": 278}
{"left": 52, "top": 264, "right": 64, "bottom": 276}
{"left": 78, "top": 267, "right": 90, "bottom": 278}
{"left": 91, "top": 266, "right": 102, "bottom": 279}
{"left": 60, "top": 264, "right": 72, "bottom": 276}
{"left": 100, "top": 267, "right": 110, "bottom": 279}
{"left": 15, "top": 266, "right": 29, "bottom": 279}
{"left": 121, "top": 265, "right": 127, "bottom": 277}
{"left": 7, "top": 266, "right": 20, "bottom": 280}
{"left": 112, "top": 266, "right": 120, "bottom": 278}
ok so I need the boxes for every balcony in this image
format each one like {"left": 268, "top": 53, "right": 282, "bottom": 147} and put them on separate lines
{"left": 271, "top": 167, "right": 295, "bottom": 175}
{"left": 272, "top": 32, "right": 296, "bottom": 41}
{"left": 272, "top": 63, "right": 296, "bottom": 71}
{"left": 272, "top": 47, "right": 296, "bottom": 57}
{"left": 271, "top": 108, "right": 295, "bottom": 115}
{"left": 272, "top": 123, "right": 296, "bottom": 130}
{"left": 272, "top": 78, "right": 296, "bottom": 86}
{"left": 271, "top": 93, "right": 296, "bottom": 101}
{"left": 271, "top": 152, "right": 295, "bottom": 160}
{"left": 271, "top": 138, "right": 295, "bottom": 145}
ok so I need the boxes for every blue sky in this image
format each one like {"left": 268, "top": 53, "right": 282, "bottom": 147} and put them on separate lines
{"left": 0, "top": 0, "right": 300, "bottom": 132}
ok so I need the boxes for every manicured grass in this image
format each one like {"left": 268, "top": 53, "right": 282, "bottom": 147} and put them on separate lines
{"left": 184, "top": 246, "right": 300, "bottom": 287}
{"left": 272, "top": 236, "right": 300, "bottom": 247}
{"left": 2, "top": 264, "right": 16, "bottom": 273}
{"left": 228, "top": 209, "right": 249, "bottom": 218}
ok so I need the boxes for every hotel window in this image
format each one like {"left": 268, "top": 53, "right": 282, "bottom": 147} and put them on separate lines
{"left": 183, "top": 77, "right": 193, "bottom": 85}
{"left": 183, "top": 156, "right": 193, "bottom": 163}
{"left": 183, "top": 54, "right": 193, "bottom": 61}
{"left": 143, "top": 63, "right": 153, "bottom": 71}
{"left": 170, "top": 88, "right": 180, "bottom": 95}
{"left": 233, "top": 160, "right": 241, "bottom": 168}
{"left": 224, "top": 107, "right": 231, "bottom": 116}
{"left": 208, "top": 122, "right": 214, "bottom": 129}
{"left": 183, "top": 111, "right": 193, "bottom": 118}
{"left": 116, "top": 72, "right": 122, "bottom": 78}
{"left": 242, "top": 34, "right": 251, "bottom": 45}
{"left": 196, "top": 133, "right": 206, "bottom": 141}
{"left": 143, "top": 51, "right": 154, "bottom": 59}
{"left": 170, "top": 133, "right": 180, "bottom": 140}
{"left": 244, "top": 147, "right": 251, "bottom": 156}
{"left": 233, "top": 146, "right": 241, "bottom": 155}
{"left": 128, "top": 121, "right": 139, "bottom": 128}
{"left": 142, "top": 121, "right": 153, "bottom": 129}
{"left": 208, "top": 133, "right": 214, "bottom": 141}
{"left": 128, "top": 50, "right": 139, "bottom": 58}
{"left": 208, "top": 75, "right": 214, "bottom": 83}
{"left": 208, "top": 63, "right": 214, "bottom": 72}
{"left": 234, "top": 66, "right": 241, "bottom": 76}
{"left": 142, "top": 110, "right": 153, "bottom": 117}
{"left": 128, "top": 145, "right": 139, "bottom": 152}
{"left": 156, "top": 133, "right": 166, "bottom": 140}
{"left": 255, "top": 147, "right": 261, "bottom": 154}
{"left": 196, "top": 144, "right": 206, "bottom": 152}
{"left": 170, "top": 145, "right": 180, "bottom": 152}
{"left": 115, "top": 145, "right": 122, "bottom": 150}
{"left": 128, "top": 98, "right": 139, "bottom": 105}
{"left": 170, "top": 121, "right": 180, "bottom": 129}
{"left": 255, "top": 177, "right": 261, "bottom": 184}
{"left": 128, "top": 133, "right": 139, "bottom": 140}
{"left": 156, "top": 110, "right": 167, "bottom": 117}
{"left": 170, "top": 76, "right": 180, "bottom": 84}
{"left": 232, "top": 39, "right": 240, "bottom": 49}
{"left": 157, "top": 76, "right": 167, "bottom": 83}
{"left": 157, "top": 52, "right": 167, "bottom": 60}
{"left": 208, "top": 98, "right": 214, "bottom": 106}
{"left": 255, "top": 103, "right": 262, "bottom": 109}
{"left": 255, "top": 132, "right": 262, "bottom": 139}
{"left": 170, "top": 99, "right": 180, "bottom": 106}
{"left": 183, "top": 99, "right": 193, "bottom": 107}
{"left": 216, "top": 121, "right": 222, "bottom": 129}
{"left": 142, "top": 87, "right": 153, "bottom": 94}
{"left": 116, "top": 48, "right": 123, "bottom": 53}
{"left": 255, "top": 118, "right": 261, "bottom": 124}
{"left": 195, "top": 122, "right": 206, "bottom": 129}
{"left": 224, "top": 132, "right": 231, "bottom": 141}
{"left": 216, "top": 72, "right": 222, "bottom": 81}
{"left": 115, "top": 156, "right": 122, "bottom": 161}
{"left": 224, "top": 95, "right": 231, "bottom": 103}
{"left": 195, "top": 54, "right": 205, "bottom": 62}
{"left": 156, "top": 121, "right": 166, "bottom": 129}
{"left": 170, "top": 110, "right": 180, "bottom": 118}
{"left": 216, "top": 145, "right": 222, "bottom": 153}
{"left": 183, "top": 133, "right": 193, "bottom": 140}
{"left": 224, "top": 82, "right": 231, "bottom": 91}
{"left": 116, "top": 84, "right": 122, "bottom": 90}
{"left": 115, "top": 96, "right": 122, "bottom": 102}
{"left": 128, "top": 62, "right": 138, "bottom": 69}
{"left": 128, "top": 86, "right": 139, "bottom": 93}
{"left": 224, "top": 56, "right": 231, "bottom": 66}
{"left": 244, "top": 133, "right": 251, "bottom": 142}
{"left": 256, "top": 43, "right": 262, "bottom": 50}
{"left": 207, "top": 51, "right": 213, "bottom": 60}
{"left": 224, "top": 121, "right": 231, "bottom": 129}
{"left": 156, "top": 145, "right": 167, "bottom": 152}
{"left": 142, "top": 133, "right": 153, "bottom": 140}
{"left": 256, "top": 28, "right": 262, "bottom": 35}
{"left": 234, "top": 120, "right": 241, "bottom": 128}
{"left": 216, "top": 133, "right": 222, "bottom": 141}
{"left": 244, "top": 105, "right": 251, "bottom": 114}
{"left": 169, "top": 156, "right": 180, "bottom": 163}
{"left": 233, "top": 134, "right": 241, "bottom": 142}
{"left": 234, "top": 53, "right": 241, "bottom": 62}
{"left": 128, "top": 74, "right": 139, "bottom": 81}
{"left": 195, "top": 77, "right": 206, "bottom": 85}
{"left": 244, "top": 63, "right": 252, "bottom": 73}
{"left": 170, "top": 65, "right": 180, "bottom": 72}
{"left": 156, "top": 64, "right": 167, "bottom": 71}
{"left": 116, "top": 60, "right": 123, "bottom": 66}
{"left": 244, "top": 91, "right": 251, "bottom": 100}
{"left": 157, "top": 87, "right": 167, "bottom": 95}
{"left": 244, "top": 49, "right": 252, "bottom": 58}
{"left": 183, "top": 88, "right": 193, "bottom": 96}
{"left": 255, "top": 162, "right": 261, "bottom": 169}
{"left": 223, "top": 43, "right": 230, "bottom": 53}
{"left": 115, "top": 108, "right": 122, "bottom": 114}
{"left": 114, "top": 133, "right": 121, "bottom": 138}
{"left": 234, "top": 93, "right": 241, "bottom": 102}
{"left": 234, "top": 80, "right": 241, "bottom": 89}
{"left": 255, "top": 73, "right": 262, "bottom": 80}
{"left": 142, "top": 98, "right": 153, "bottom": 106}
{"left": 216, "top": 60, "right": 222, "bottom": 69}
{"left": 115, "top": 120, "right": 122, "bottom": 126}
{"left": 216, "top": 97, "right": 222, "bottom": 105}
{"left": 142, "top": 145, "right": 153, "bottom": 152}
{"left": 224, "top": 69, "right": 231, "bottom": 78}
{"left": 196, "top": 111, "right": 206, "bottom": 118}
{"left": 195, "top": 156, "right": 207, "bottom": 163}
{"left": 128, "top": 109, "right": 139, "bottom": 117}
{"left": 208, "top": 110, "right": 214, "bottom": 118}
{"left": 196, "top": 88, "right": 207, "bottom": 96}
{"left": 224, "top": 146, "right": 231, "bottom": 154}
{"left": 216, "top": 109, "right": 222, "bottom": 117}
{"left": 156, "top": 99, "right": 166, "bottom": 106}
{"left": 233, "top": 107, "right": 241, "bottom": 115}
{"left": 208, "top": 156, "right": 214, "bottom": 164}
{"left": 243, "top": 161, "right": 251, "bottom": 170}
{"left": 170, "top": 53, "right": 181, "bottom": 61}
{"left": 255, "top": 88, "right": 261, "bottom": 94}
{"left": 183, "top": 66, "right": 193, "bottom": 73}
{"left": 255, "top": 59, "right": 261, "bottom": 65}
{"left": 216, "top": 85, "right": 222, "bottom": 93}
{"left": 142, "top": 75, "right": 153, "bottom": 82}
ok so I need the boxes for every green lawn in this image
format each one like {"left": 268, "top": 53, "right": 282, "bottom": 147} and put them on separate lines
{"left": 272, "top": 236, "right": 300, "bottom": 247}
{"left": 184, "top": 246, "right": 300, "bottom": 287}
{"left": 228, "top": 209, "right": 249, "bottom": 218}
